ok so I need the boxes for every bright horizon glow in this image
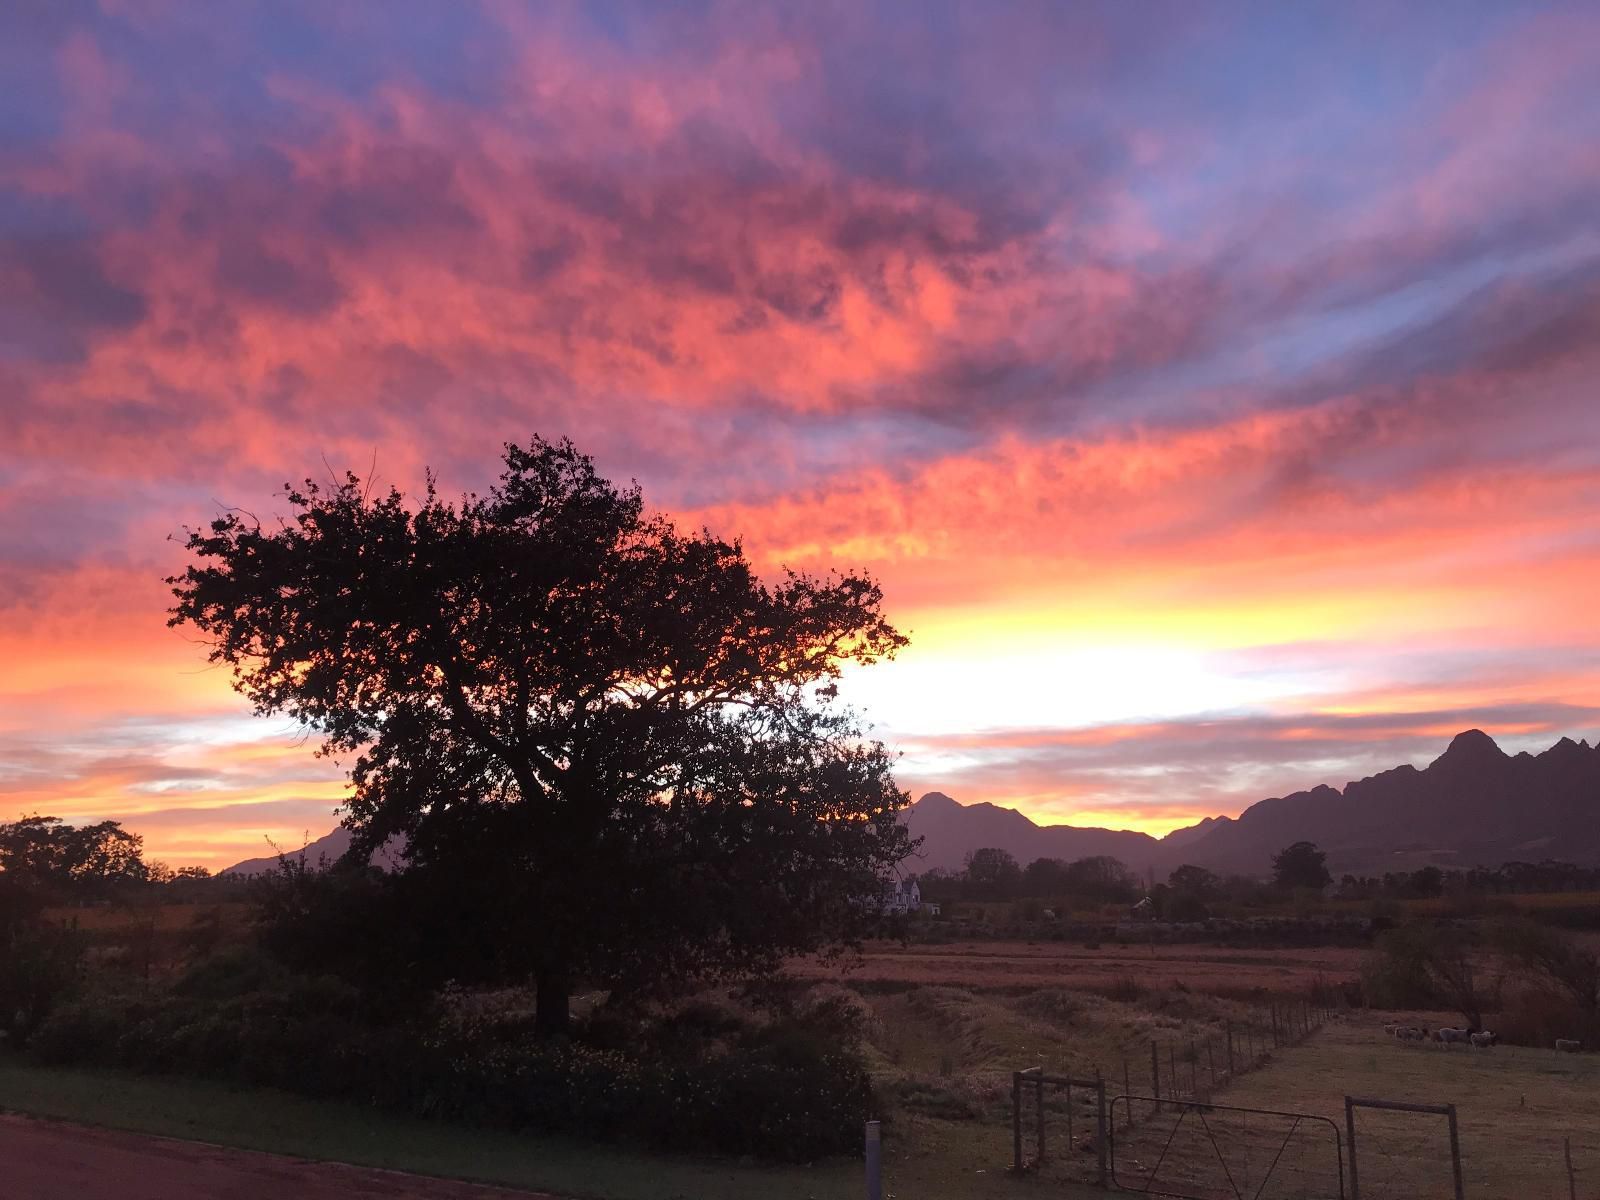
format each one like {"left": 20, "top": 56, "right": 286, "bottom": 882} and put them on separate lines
{"left": 3, "top": 3, "right": 1600, "bottom": 868}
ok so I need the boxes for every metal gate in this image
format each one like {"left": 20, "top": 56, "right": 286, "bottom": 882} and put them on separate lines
{"left": 1343, "top": 1097, "right": 1464, "bottom": 1200}
{"left": 1109, "top": 1095, "right": 1346, "bottom": 1200}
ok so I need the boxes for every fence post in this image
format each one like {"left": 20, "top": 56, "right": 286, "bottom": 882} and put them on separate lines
{"left": 1012, "top": 1071, "right": 1023, "bottom": 1172}
{"left": 1207, "top": 1038, "right": 1216, "bottom": 1089}
{"left": 1345, "top": 1096, "right": 1360, "bottom": 1200}
{"left": 1036, "top": 1075, "right": 1046, "bottom": 1164}
{"left": 1151, "top": 1040, "right": 1161, "bottom": 1114}
{"left": 1446, "top": 1103, "right": 1464, "bottom": 1200}
{"left": 1095, "top": 1075, "right": 1109, "bottom": 1188}
{"left": 1227, "top": 1021, "right": 1235, "bottom": 1076}
{"left": 1065, "top": 1077, "right": 1073, "bottom": 1152}
{"left": 1566, "top": 1136, "right": 1577, "bottom": 1200}
{"left": 1169, "top": 1044, "right": 1177, "bottom": 1100}
{"left": 865, "top": 1120, "right": 882, "bottom": 1200}
{"left": 1123, "top": 1057, "right": 1131, "bottom": 1131}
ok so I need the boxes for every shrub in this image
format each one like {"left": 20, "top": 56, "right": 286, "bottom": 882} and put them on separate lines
{"left": 28, "top": 965, "right": 870, "bottom": 1162}
{"left": 0, "top": 878, "right": 84, "bottom": 1044}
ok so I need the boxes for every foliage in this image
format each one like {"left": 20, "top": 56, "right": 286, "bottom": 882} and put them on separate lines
{"left": 28, "top": 956, "right": 871, "bottom": 1162}
{"left": 1064, "top": 855, "right": 1140, "bottom": 903}
{"left": 1362, "top": 922, "right": 1496, "bottom": 1026}
{"left": 168, "top": 436, "right": 914, "bottom": 1032}
{"left": 0, "top": 816, "right": 149, "bottom": 898}
{"left": 961, "top": 848, "right": 1022, "bottom": 898}
{"left": 923, "top": 852, "right": 1139, "bottom": 907}
{"left": 1271, "top": 841, "right": 1331, "bottom": 891}
{"left": 1490, "top": 917, "right": 1599, "bottom": 1014}
{"left": 1168, "top": 864, "right": 1221, "bottom": 899}
{"left": 0, "top": 877, "right": 84, "bottom": 1043}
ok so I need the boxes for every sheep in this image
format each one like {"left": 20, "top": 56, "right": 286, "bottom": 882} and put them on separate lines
{"left": 1435, "top": 1027, "right": 1471, "bottom": 1045}
{"left": 1556, "top": 1038, "right": 1582, "bottom": 1053}
{"left": 1382, "top": 1023, "right": 1400, "bottom": 1037}
{"left": 1396, "top": 1025, "right": 1428, "bottom": 1042}
{"left": 1469, "top": 1031, "right": 1497, "bottom": 1049}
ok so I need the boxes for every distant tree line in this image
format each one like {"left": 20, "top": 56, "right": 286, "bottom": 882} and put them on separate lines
{"left": 1335, "top": 860, "right": 1600, "bottom": 902}
{"left": 0, "top": 815, "right": 213, "bottom": 901}
{"left": 917, "top": 849, "right": 1143, "bottom": 905}
{"left": 919, "top": 841, "right": 1600, "bottom": 922}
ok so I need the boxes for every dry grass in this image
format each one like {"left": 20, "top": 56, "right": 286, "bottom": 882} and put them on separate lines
{"left": 45, "top": 901, "right": 254, "bottom": 935}
{"left": 798, "top": 938, "right": 1366, "bottom": 994}
{"left": 1224, "top": 1015, "right": 1600, "bottom": 1198}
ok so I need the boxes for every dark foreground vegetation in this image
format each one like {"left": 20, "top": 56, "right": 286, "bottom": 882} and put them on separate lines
{"left": 2, "top": 829, "right": 878, "bottom": 1162}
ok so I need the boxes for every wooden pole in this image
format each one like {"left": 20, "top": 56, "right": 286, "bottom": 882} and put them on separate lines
{"left": 1151, "top": 1041, "right": 1161, "bottom": 1115}
{"left": 865, "top": 1121, "right": 882, "bottom": 1200}
{"left": 1123, "top": 1057, "right": 1131, "bottom": 1131}
{"left": 1226, "top": 1021, "right": 1235, "bottom": 1076}
{"left": 1036, "top": 1077, "right": 1046, "bottom": 1164}
{"left": 1095, "top": 1077, "right": 1109, "bottom": 1187}
{"left": 1345, "top": 1097, "right": 1360, "bottom": 1200}
{"left": 1012, "top": 1072, "right": 1023, "bottom": 1172}
{"left": 1446, "top": 1104, "right": 1465, "bottom": 1200}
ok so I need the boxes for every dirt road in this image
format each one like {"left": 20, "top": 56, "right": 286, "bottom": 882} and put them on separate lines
{"left": 0, "top": 1114, "right": 559, "bottom": 1199}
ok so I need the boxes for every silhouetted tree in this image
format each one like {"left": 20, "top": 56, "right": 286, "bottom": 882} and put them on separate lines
{"left": 1271, "top": 841, "right": 1331, "bottom": 891}
{"left": 1022, "top": 857, "right": 1070, "bottom": 896}
{"left": 0, "top": 815, "right": 149, "bottom": 897}
{"left": 1064, "top": 855, "right": 1138, "bottom": 903}
{"left": 1408, "top": 865, "right": 1444, "bottom": 899}
{"left": 1167, "top": 864, "right": 1222, "bottom": 901}
{"left": 169, "top": 436, "right": 914, "bottom": 1034}
{"left": 963, "top": 847, "right": 1022, "bottom": 898}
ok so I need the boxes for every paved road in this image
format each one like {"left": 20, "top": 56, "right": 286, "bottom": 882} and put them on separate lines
{"left": 0, "top": 1114, "right": 557, "bottom": 1199}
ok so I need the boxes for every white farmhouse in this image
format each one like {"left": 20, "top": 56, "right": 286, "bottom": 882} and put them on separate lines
{"left": 879, "top": 876, "right": 923, "bottom": 914}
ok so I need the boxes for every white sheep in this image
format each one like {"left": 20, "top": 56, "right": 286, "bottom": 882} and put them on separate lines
{"left": 1469, "top": 1031, "right": 1496, "bottom": 1048}
{"left": 1556, "top": 1038, "right": 1582, "bottom": 1053}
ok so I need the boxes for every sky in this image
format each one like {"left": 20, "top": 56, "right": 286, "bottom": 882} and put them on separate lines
{"left": 3, "top": 2, "right": 1600, "bottom": 870}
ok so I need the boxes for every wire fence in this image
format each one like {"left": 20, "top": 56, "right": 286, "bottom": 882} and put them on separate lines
{"left": 1118, "top": 998, "right": 1335, "bottom": 1118}
{"left": 1012, "top": 997, "right": 1339, "bottom": 1188}
{"left": 1008, "top": 1004, "right": 1600, "bottom": 1198}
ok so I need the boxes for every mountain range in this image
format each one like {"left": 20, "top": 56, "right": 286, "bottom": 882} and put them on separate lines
{"left": 224, "top": 730, "right": 1600, "bottom": 878}
{"left": 903, "top": 729, "right": 1600, "bottom": 878}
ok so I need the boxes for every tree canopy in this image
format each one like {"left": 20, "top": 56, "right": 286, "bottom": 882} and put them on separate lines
{"left": 0, "top": 816, "right": 149, "bottom": 897}
{"left": 1271, "top": 841, "right": 1332, "bottom": 891}
{"left": 169, "top": 437, "right": 915, "bottom": 1031}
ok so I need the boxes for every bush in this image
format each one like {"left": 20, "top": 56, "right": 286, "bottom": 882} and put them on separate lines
{"left": 27, "top": 963, "right": 870, "bottom": 1162}
{"left": 0, "top": 878, "right": 84, "bottom": 1044}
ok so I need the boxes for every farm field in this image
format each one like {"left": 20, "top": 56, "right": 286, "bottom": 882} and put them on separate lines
{"left": 796, "top": 938, "right": 1368, "bottom": 994}
{"left": 1225, "top": 1016, "right": 1600, "bottom": 1199}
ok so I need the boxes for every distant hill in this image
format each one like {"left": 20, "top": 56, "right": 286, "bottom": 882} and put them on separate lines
{"left": 1149, "top": 729, "right": 1600, "bottom": 876}
{"left": 902, "top": 791, "right": 1162, "bottom": 874}
{"left": 223, "top": 730, "right": 1600, "bottom": 879}
{"left": 222, "top": 825, "right": 403, "bottom": 876}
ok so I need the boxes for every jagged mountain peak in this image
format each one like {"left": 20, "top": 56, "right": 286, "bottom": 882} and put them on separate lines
{"left": 1434, "top": 727, "right": 1505, "bottom": 765}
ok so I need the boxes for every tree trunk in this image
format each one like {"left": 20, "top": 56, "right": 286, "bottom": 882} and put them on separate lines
{"left": 535, "top": 965, "right": 570, "bottom": 1037}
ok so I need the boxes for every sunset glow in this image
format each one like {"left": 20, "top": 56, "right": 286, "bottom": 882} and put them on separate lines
{"left": 5, "top": 4, "right": 1600, "bottom": 867}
